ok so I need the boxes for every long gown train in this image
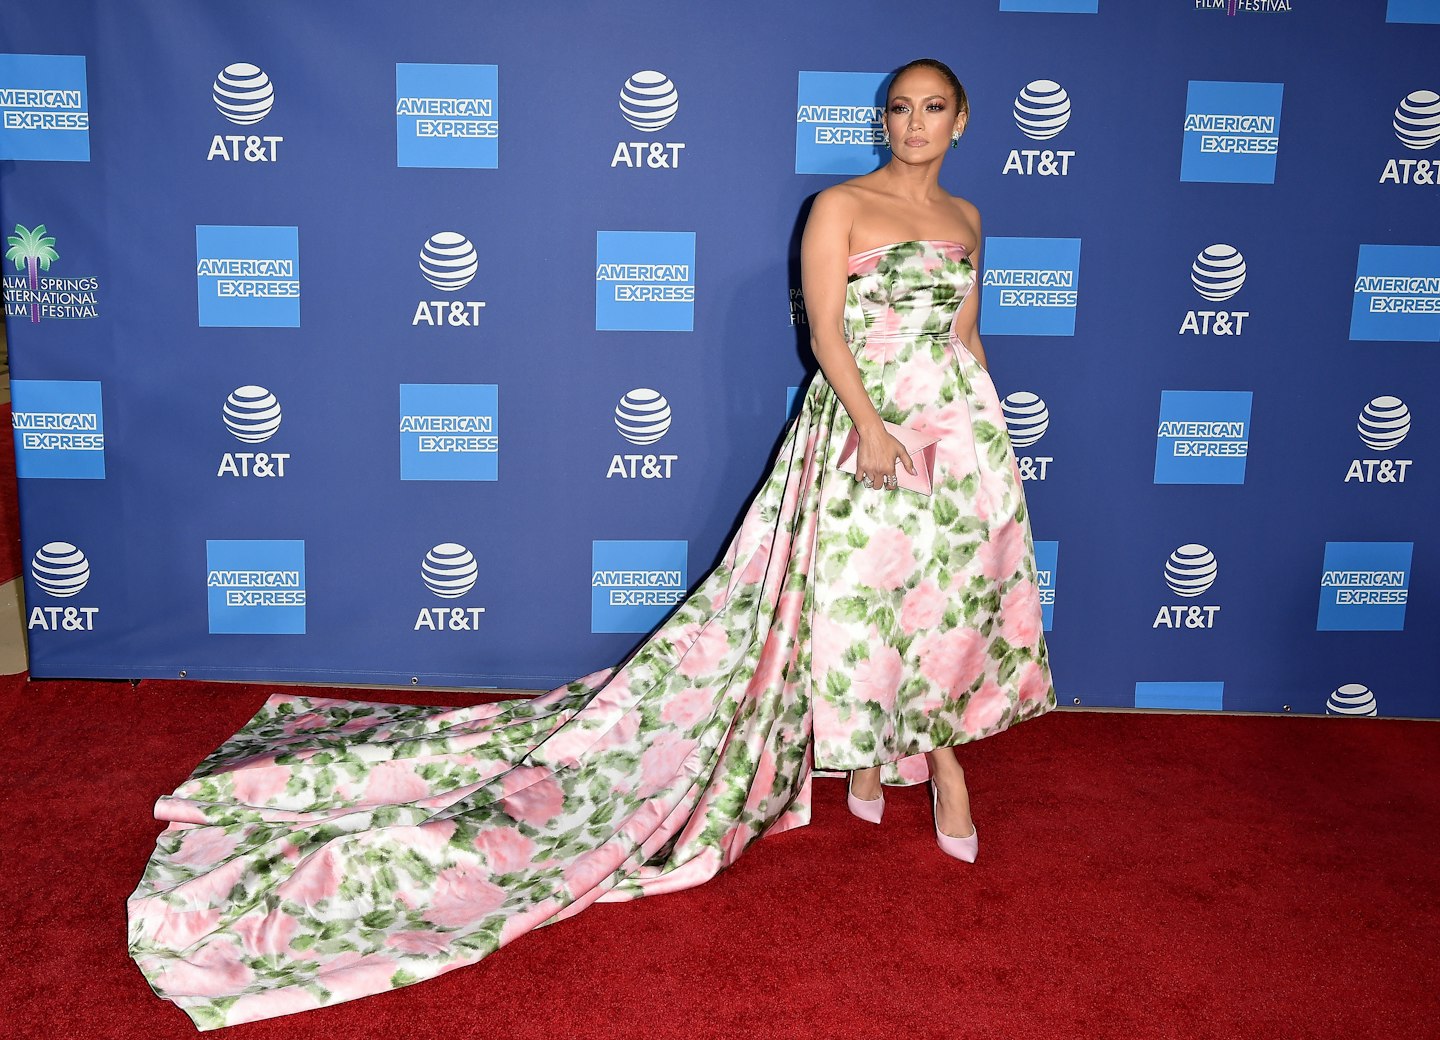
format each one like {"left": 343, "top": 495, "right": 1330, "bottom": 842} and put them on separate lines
{"left": 126, "top": 239, "right": 1057, "bottom": 1029}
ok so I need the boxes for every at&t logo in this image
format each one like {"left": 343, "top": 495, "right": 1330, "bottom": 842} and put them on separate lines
{"left": 28, "top": 541, "right": 98, "bottom": 631}
{"left": 1326, "top": 682, "right": 1378, "bottom": 717}
{"left": 608, "top": 388, "right": 677, "bottom": 479}
{"left": 1379, "top": 89, "right": 1440, "bottom": 186}
{"left": 1180, "top": 244, "right": 1249, "bottom": 335}
{"left": 207, "top": 63, "right": 282, "bottom": 162}
{"left": 611, "top": 71, "right": 685, "bottom": 170}
{"left": 1344, "top": 396, "right": 1413, "bottom": 484}
{"left": 415, "top": 543, "right": 486, "bottom": 632}
{"left": 1002, "top": 392, "right": 1052, "bottom": 480}
{"left": 1153, "top": 544, "right": 1220, "bottom": 629}
{"left": 1003, "top": 80, "right": 1074, "bottom": 176}
{"left": 217, "top": 385, "right": 289, "bottom": 477}
{"left": 412, "top": 231, "right": 487, "bottom": 328}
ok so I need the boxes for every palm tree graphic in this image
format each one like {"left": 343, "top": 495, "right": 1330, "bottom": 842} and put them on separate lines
{"left": 5, "top": 224, "right": 60, "bottom": 324}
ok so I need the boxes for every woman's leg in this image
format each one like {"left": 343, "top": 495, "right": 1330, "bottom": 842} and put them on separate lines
{"left": 925, "top": 745, "right": 975, "bottom": 839}
{"left": 849, "top": 764, "right": 882, "bottom": 801}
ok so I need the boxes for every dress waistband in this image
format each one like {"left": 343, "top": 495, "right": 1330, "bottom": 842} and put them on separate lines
{"left": 852, "top": 328, "right": 960, "bottom": 341}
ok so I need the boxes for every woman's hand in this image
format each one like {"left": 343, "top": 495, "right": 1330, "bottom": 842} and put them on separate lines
{"left": 854, "top": 424, "right": 917, "bottom": 492}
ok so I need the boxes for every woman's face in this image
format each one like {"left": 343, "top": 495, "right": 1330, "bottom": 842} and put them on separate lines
{"left": 885, "top": 67, "right": 965, "bottom": 160}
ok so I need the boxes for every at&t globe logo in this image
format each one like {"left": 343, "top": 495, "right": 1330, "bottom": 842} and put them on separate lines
{"left": 1001, "top": 391, "right": 1052, "bottom": 481}
{"left": 608, "top": 388, "right": 677, "bottom": 479}
{"left": 1013, "top": 80, "right": 1070, "bottom": 139}
{"left": 223, "top": 385, "right": 282, "bottom": 442}
{"left": 423, "top": 543, "right": 478, "bottom": 597}
{"left": 614, "top": 387, "right": 672, "bottom": 444}
{"left": 1154, "top": 544, "right": 1220, "bottom": 629}
{"left": 207, "top": 63, "right": 282, "bottom": 163}
{"left": 218, "top": 385, "right": 289, "bottom": 478}
{"left": 419, "top": 232, "right": 478, "bottom": 290}
{"left": 1345, "top": 396, "right": 1413, "bottom": 484}
{"left": 620, "top": 71, "right": 678, "bottom": 130}
{"left": 611, "top": 70, "right": 685, "bottom": 170}
{"left": 415, "top": 542, "right": 485, "bottom": 632}
{"left": 28, "top": 541, "right": 98, "bottom": 631}
{"left": 1180, "top": 244, "right": 1249, "bottom": 336}
{"left": 1003, "top": 80, "right": 1074, "bottom": 177}
{"left": 413, "top": 231, "right": 486, "bottom": 329}
{"left": 1325, "top": 683, "right": 1378, "bottom": 717}
{"left": 1380, "top": 89, "right": 1440, "bottom": 186}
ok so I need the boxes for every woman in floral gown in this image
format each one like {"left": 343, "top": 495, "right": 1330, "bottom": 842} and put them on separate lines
{"left": 126, "top": 58, "right": 1055, "bottom": 1030}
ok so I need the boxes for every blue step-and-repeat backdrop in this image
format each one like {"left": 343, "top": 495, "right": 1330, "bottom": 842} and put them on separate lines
{"left": 1, "top": 1, "right": 1436, "bottom": 717}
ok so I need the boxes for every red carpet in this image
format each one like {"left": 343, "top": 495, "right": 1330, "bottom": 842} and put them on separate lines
{"left": 1, "top": 674, "right": 1435, "bottom": 1039}
{"left": 0, "top": 404, "right": 20, "bottom": 585}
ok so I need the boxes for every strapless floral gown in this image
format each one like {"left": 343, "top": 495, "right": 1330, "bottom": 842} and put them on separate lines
{"left": 127, "top": 239, "right": 1057, "bottom": 1029}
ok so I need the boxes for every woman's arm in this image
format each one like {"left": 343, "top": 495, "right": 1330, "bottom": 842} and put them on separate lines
{"left": 951, "top": 209, "right": 989, "bottom": 371}
{"left": 799, "top": 189, "right": 916, "bottom": 487}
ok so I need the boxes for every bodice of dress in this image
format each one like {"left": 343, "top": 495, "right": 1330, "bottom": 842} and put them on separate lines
{"left": 843, "top": 239, "right": 976, "bottom": 348}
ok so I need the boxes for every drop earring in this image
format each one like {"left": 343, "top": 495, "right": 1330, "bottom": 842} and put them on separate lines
{"left": 882, "top": 130, "right": 891, "bottom": 148}
{"left": 951, "top": 133, "right": 960, "bottom": 149}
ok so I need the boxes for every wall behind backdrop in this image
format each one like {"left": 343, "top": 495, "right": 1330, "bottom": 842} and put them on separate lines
{"left": 1, "top": 1, "right": 1436, "bottom": 718}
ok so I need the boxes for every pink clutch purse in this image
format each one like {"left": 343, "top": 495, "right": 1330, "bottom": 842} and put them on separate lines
{"left": 836, "top": 421, "right": 940, "bottom": 496}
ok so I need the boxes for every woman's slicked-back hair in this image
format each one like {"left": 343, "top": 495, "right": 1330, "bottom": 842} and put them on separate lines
{"left": 889, "top": 58, "right": 969, "bottom": 120}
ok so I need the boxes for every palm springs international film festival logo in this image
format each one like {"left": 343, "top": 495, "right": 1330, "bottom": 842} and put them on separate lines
{"left": 396, "top": 63, "right": 498, "bottom": 169}
{"left": 1379, "top": 89, "right": 1440, "bottom": 186}
{"left": 1181, "top": 80, "right": 1283, "bottom": 184}
{"left": 978, "top": 237, "right": 1081, "bottom": 337}
{"left": 217, "top": 385, "right": 289, "bottom": 479}
{"left": 0, "top": 53, "right": 89, "bottom": 162}
{"left": 1154, "top": 544, "right": 1220, "bottom": 630}
{"left": 612, "top": 70, "right": 685, "bottom": 170}
{"left": 415, "top": 543, "right": 485, "bottom": 633}
{"left": 195, "top": 224, "right": 300, "bottom": 328}
{"left": 1349, "top": 244, "right": 1440, "bottom": 342}
{"left": 1004, "top": 80, "right": 1073, "bottom": 177}
{"left": 1154, "top": 389, "right": 1252, "bottom": 485}
{"left": 595, "top": 231, "right": 695, "bottom": 332}
{"left": 1317, "top": 541, "right": 1412, "bottom": 632}
{"left": 1181, "top": 244, "right": 1249, "bottom": 336}
{"left": 608, "top": 387, "right": 677, "bottom": 480}
{"left": 206, "top": 63, "right": 282, "bottom": 162}
{"left": 1194, "top": 0, "right": 1294, "bottom": 15}
{"left": 795, "top": 71, "right": 888, "bottom": 175}
{"left": 10, "top": 378, "right": 105, "bottom": 479}
{"left": 1345, "top": 396, "right": 1413, "bottom": 484}
{"left": 591, "top": 539, "right": 687, "bottom": 633}
{"left": 413, "top": 231, "right": 486, "bottom": 329}
{"left": 27, "top": 541, "right": 98, "bottom": 633}
{"left": 1002, "top": 391, "right": 1052, "bottom": 481}
{"left": 206, "top": 539, "right": 306, "bottom": 634}
{"left": 4, "top": 223, "right": 100, "bottom": 323}
{"left": 400, "top": 383, "right": 499, "bottom": 481}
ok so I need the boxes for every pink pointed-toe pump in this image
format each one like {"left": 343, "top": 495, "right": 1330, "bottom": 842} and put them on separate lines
{"left": 846, "top": 770, "right": 884, "bottom": 824}
{"left": 929, "top": 779, "right": 978, "bottom": 862}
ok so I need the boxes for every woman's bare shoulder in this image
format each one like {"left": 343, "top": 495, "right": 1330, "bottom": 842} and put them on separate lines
{"left": 947, "top": 192, "right": 981, "bottom": 224}
{"left": 814, "top": 178, "right": 872, "bottom": 209}
{"left": 807, "top": 181, "right": 867, "bottom": 229}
